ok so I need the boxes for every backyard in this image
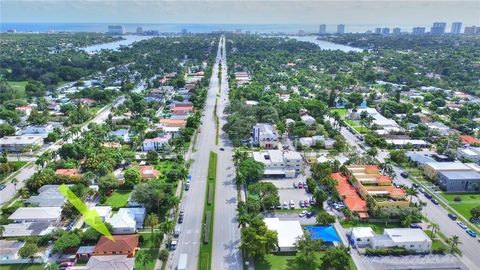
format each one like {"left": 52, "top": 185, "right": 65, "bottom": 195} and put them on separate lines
{"left": 104, "top": 189, "right": 131, "bottom": 209}
{"left": 341, "top": 220, "right": 403, "bottom": 234}
{"left": 256, "top": 252, "right": 357, "bottom": 270}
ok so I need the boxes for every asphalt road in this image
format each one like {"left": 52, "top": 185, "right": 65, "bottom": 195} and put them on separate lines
{"left": 0, "top": 97, "right": 124, "bottom": 206}
{"left": 168, "top": 38, "right": 223, "bottom": 270}
{"left": 339, "top": 124, "right": 480, "bottom": 269}
{"left": 211, "top": 36, "right": 243, "bottom": 270}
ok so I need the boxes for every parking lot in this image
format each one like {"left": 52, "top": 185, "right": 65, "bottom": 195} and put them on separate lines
{"left": 361, "top": 254, "right": 468, "bottom": 270}
{"left": 262, "top": 175, "right": 313, "bottom": 209}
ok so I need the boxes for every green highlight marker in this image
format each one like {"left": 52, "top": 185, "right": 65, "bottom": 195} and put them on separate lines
{"left": 58, "top": 184, "right": 114, "bottom": 241}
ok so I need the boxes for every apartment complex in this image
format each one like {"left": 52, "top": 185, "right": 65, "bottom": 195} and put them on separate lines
{"left": 252, "top": 150, "right": 303, "bottom": 178}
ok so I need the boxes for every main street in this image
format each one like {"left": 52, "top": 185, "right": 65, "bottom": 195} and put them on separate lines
{"left": 212, "top": 36, "right": 243, "bottom": 270}
{"left": 340, "top": 123, "right": 479, "bottom": 269}
{"left": 0, "top": 96, "right": 124, "bottom": 206}
{"left": 168, "top": 37, "right": 224, "bottom": 270}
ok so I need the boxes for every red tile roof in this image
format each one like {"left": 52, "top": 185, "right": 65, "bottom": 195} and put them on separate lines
{"left": 93, "top": 235, "right": 138, "bottom": 256}
{"left": 460, "top": 135, "right": 480, "bottom": 145}
{"left": 331, "top": 173, "right": 369, "bottom": 216}
{"left": 55, "top": 169, "right": 81, "bottom": 177}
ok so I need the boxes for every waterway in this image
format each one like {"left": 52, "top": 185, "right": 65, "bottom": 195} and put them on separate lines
{"left": 81, "top": 35, "right": 155, "bottom": 53}
{"left": 288, "top": 36, "right": 363, "bottom": 52}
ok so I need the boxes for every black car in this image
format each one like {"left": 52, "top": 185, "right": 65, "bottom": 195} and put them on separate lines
{"left": 219, "top": 148, "right": 225, "bottom": 151}
{"left": 424, "top": 193, "right": 433, "bottom": 199}
{"left": 412, "top": 183, "right": 419, "bottom": 188}
{"left": 0, "top": 184, "right": 6, "bottom": 191}
{"left": 448, "top": 213, "right": 457, "bottom": 220}
{"left": 178, "top": 216, "right": 184, "bottom": 223}
{"left": 431, "top": 198, "right": 439, "bottom": 205}
{"left": 400, "top": 172, "right": 409, "bottom": 178}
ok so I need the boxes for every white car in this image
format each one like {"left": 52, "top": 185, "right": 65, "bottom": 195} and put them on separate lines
{"left": 283, "top": 201, "right": 288, "bottom": 209}
{"left": 299, "top": 210, "right": 308, "bottom": 217}
{"left": 457, "top": 221, "right": 467, "bottom": 229}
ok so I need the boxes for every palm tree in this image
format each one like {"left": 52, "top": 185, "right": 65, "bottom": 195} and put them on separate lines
{"left": 427, "top": 223, "right": 440, "bottom": 239}
{"left": 366, "top": 147, "right": 378, "bottom": 163}
{"left": 0, "top": 225, "right": 4, "bottom": 237}
{"left": 136, "top": 251, "right": 148, "bottom": 267}
{"left": 10, "top": 178, "right": 18, "bottom": 192}
{"left": 448, "top": 235, "right": 461, "bottom": 253}
{"left": 405, "top": 187, "right": 419, "bottom": 202}
{"left": 145, "top": 213, "right": 159, "bottom": 235}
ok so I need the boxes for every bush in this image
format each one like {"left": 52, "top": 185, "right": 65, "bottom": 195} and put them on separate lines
{"left": 203, "top": 211, "right": 211, "bottom": 244}
{"left": 453, "top": 196, "right": 462, "bottom": 202}
{"left": 19, "top": 243, "right": 38, "bottom": 258}
{"left": 432, "top": 246, "right": 447, "bottom": 254}
{"left": 316, "top": 211, "right": 336, "bottom": 225}
{"left": 207, "top": 183, "right": 213, "bottom": 205}
{"left": 365, "top": 247, "right": 413, "bottom": 256}
{"left": 159, "top": 249, "right": 169, "bottom": 262}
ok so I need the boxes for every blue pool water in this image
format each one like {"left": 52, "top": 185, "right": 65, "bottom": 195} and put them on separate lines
{"left": 305, "top": 225, "right": 341, "bottom": 243}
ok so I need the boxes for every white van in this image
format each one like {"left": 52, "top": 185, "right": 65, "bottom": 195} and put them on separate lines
{"left": 178, "top": 253, "right": 188, "bottom": 270}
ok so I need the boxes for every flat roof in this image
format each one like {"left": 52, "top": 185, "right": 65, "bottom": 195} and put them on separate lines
{"left": 425, "top": 161, "right": 471, "bottom": 171}
{"left": 9, "top": 207, "right": 62, "bottom": 220}
{"left": 264, "top": 218, "right": 303, "bottom": 249}
{"left": 438, "top": 170, "right": 480, "bottom": 180}
{"left": 384, "top": 228, "right": 431, "bottom": 243}
{"left": 351, "top": 227, "right": 375, "bottom": 238}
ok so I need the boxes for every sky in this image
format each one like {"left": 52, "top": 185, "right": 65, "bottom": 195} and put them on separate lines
{"left": 1, "top": 0, "right": 479, "bottom": 26}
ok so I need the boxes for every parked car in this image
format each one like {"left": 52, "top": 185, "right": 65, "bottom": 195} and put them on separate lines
{"left": 170, "top": 240, "right": 178, "bottom": 250}
{"left": 304, "top": 200, "right": 310, "bottom": 207}
{"left": 424, "top": 193, "right": 432, "bottom": 199}
{"left": 179, "top": 210, "right": 184, "bottom": 218}
{"left": 400, "top": 172, "right": 409, "bottom": 178}
{"left": 289, "top": 200, "right": 295, "bottom": 209}
{"left": 412, "top": 183, "right": 419, "bottom": 188}
{"left": 306, "top": 211, "right": 314, "bottom": 218}
{"left": 299, "top": 210, "right": 307, "bottom": 217}
{"left": 466, "top": 229, "right": 477, "bottom": 238}
{"left": 298, "top": 182, "right": 303, "bottom": 189}
{"left": 410, "top": 223, "right": 422, "bottom": 229}
{"left": 178, "top": 215, "right": 184, "bottom": 224}
{"left": 457, "top": 221, "right": 467, "bottom": 229}
{"left": 276, "top": 204, "right": 282, "bottom": 209}
{"left": 430, "top": 198, "right": 439, "bottom": 205}
{"left": 448, "top": 213, "right": 457, "bottom": 220}
{"left": 418, "top": 187, "right": 424, "bottom": 193}
{"left": 0, "top": 184, "right": 6, "bottom": 191}
{"left": 185, "top": 183, "right": 190, "bottom": 191}
{"left": 219, "top": 148, "right": 225, "bottom": 151}
{"left": 299, "top": 200, "right": 305, "bottom": 208}
{"left": 293, "top": 182, "right": 297, "bottom": 188}
{"left": 283, "top": 201, "right": 288, "bottom": 209}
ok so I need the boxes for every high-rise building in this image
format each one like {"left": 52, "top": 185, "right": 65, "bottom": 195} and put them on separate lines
{"left": 375, "top": 28, "right": 381, "bottom": 34}
{"left": 412, "top": 27, "right": 426, "bottom": 35}
{"left": 392, "top": 28, "right": 401, "bottom": 34}
{"left": 337, "top": 24, "right": 345, "bottom": 34}
{"left": 464, "top": 26, "right": 476, "bottom": 34}
{"left": 382, "top": 28, "right": 390, "bottom": 35}
{"left": 136, "top": 27, "right": 143, "bottom": 34}
{"left": 451, "top": 22, "right": 462, "bottom": 34}
{"left": 430, "top": 22, "right": 446, "bottom": 34}
{"left": 319, "top": 24, "right": 327, "bottom": 35}
{"left": 107, "top": 25, "right": 125, "bottom": 35}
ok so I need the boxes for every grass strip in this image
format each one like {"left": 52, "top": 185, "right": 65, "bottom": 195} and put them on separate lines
{"left": 198, "top": 151, "right": 217, "bottom": 270}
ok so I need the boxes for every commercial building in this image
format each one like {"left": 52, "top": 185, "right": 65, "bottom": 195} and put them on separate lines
{"left": 430, "top": 22, "right": 446, "bottom": 34}
{"left": 0, "top": 135, "right": 43, "bottom": 152}
{"left": 392, "top": 28, "right": 401, "bottom": 34}
{"left": 451, "top": 22, "right": 462, "bottom": 34}
{"left": 375, "top": 28, "right": 381, "bottom": 34}
{"left": 9, "top": 207, "right": 62, "bottom": 223}
{"left": 457, "top": 147, "right": 480, "bottom": 163}
{"left": 437, "top": 170, "right": 480, "bottom": 192}
{"left": 319, "top": 24, "right": 327, "bottom": 34}
{"left": 252, "top": 123, "right": 279, "bottom": 149}
{"left": 337, "top": 24, "right": 345, "bottom": 34}
{"left": 412, "top": 27, "right": 426, "bottom": 35}
{"left": 252, "top": 150, "right": 303, "bottom": 178}
{"left": 381, "top": 28, "right": 390, "bottom": 35}
{"left": 464, "top": 26, "right": 477, "bottom": 35}
{"left": 264, "top": 218, "right": 303, "bottom": 252}
{"left": 422, "top": 161, "right": 472, "bottom": 179}
{"left": 350, "top": 227, "right": 432, "bottom": 253}
{"left": 107, "top": 25, "right": 125, "bottom": 35}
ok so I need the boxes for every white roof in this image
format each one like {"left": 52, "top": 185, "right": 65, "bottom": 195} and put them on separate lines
{"left": 92, "top": 206, "right": 112, "bottom": 218}
{"left": 264, "top": 218, "right": 303, "bottom": 249}
{"left": 9, "top": 207, "right": 62, "bottom": 220}
{"left": 384, "top": 228, "right": 431, "bottom": 243}
{"left": 2, "top": 222, "right": 54, "bottom": 237}
{"left": 108, "top": 212, "right": 136, "bottom": 229}
{"left": 425, "top": 161, "right": 471, "bottom": 171}
{"left": 351, "top": 227, "right": 375, "bottom": 238}
{"left": 0, "top": 135, "right": 43, "bottom": 145}
{"left": 386, "top": 139, "right": 428, "bottom": 146}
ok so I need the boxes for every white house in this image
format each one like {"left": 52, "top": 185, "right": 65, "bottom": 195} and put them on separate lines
{"left": 22, "top": 124, "right": 53, "bottom": 138}
{"left": 300, "top": 114, "right": 316, "bottom": 126}
{"left": 108, "top": 129, "right": 130, "bottom": 142}
{"left": 142, "top": 134, "right": 172, "bottom": 151}
{"left": 348, "top": 108, "right": 400, "bottom": 134}
{"left": 252, "top": 123, "right": 279, "bottom": 149}
{"left": 9, "top": 207, "right": 62, "bottom": 223}
{"left": 108, "top": 207, "right": 146, "bottom": 235}
{"left": 0, "top": 240, "right": 25, "bottom": 261}
{"left": 264, "top": 218, "right": 303, "bottom": 252}
{"left": 91, "top": 206, "right": 112, "bottom": 221}
{"left": 350, "top": 227, "right": 432, "bottom": 253}
{"left": 0, "top": 135, "right": 44, "bottom": 152}
{"left": 252, "top": 150, "right": 303, "bottom": 178}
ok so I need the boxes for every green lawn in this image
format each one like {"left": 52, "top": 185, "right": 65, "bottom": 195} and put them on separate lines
{"left": 139, "top": 231, "right": 161, "bottom": 249}
{"left": 345, "top": 120, "right": 370, "bottom": 134}
{"left": 105, "top": 190, "right": 131, "bottom": 209}
{"left": 154, "top": 160, "right": 174, "bottom": 175}
{"left": 440, "top": 193, "right": 480, "bottom": 221}
{"left": 134, "top": 248, "right": 159, "bottom": 270}
{"left": 7, "top": 80, "right": 27, "bottom": 99}
{"left": 256, "top": 252, "right": 357, "bottom": 270}
{"left": 341, "top": 220, "right": 403, "bottom": 234}
{"left": 330, "top": 108, "right": 347, "bottom": 119}
{"left": 0, "top": 161, "right": 27, "bottom": 183}
{"left": 1, "top": 265, "right": 45, "bottom": 270}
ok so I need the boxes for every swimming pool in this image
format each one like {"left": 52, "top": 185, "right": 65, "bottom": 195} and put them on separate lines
{"left": 304, "top": 225, "right": 342, "bottom": 243}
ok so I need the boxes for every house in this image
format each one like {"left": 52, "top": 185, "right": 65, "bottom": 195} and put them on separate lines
{"left": 2, "top": 222, "right": 54, "bottom": 237}
{"left": 15, "top": 105, "right": 34, "bottom": 116}
{"left": 460, "top": 135, "right": 480, "bottom": 146}
{"left": 437, "top": 170, "right": 480, "bottom": 192}
{"left": 457, "top": 147, "right": 480, "bottom": 163}
{"left": 138, "top": 165, "right": 160, "bottom": 180}
{"left": 350, "top": 227, "right": 431, "bottom": 253}
{"left": 348, "top": 108, "right": 400, "bottom": 134}
{"left": 171, "top": 103, "right": 193, "bottom": 115}
{"left": 91, "top": 206, "right": 112, "bottom": 221}
{"left": 0, "top": 240, "right": 25, "bottom": 262}
{"left": 385, "top": 139, "right": 429, "bottom": 149}
{"left": 252, "top": 150, "right": 303, "bottom": 178}
{"left": 22, "top": 124, "right": 53, "bottom": 138}
{"left": 426, "top": 121, "right": 452, "bottom": 136}
{"left": 245, "top": 100, "right": 258, "bottom": 107}
{"left": 252, "top": 123, "right": 279, "bottom": 149}
{"left": 76, "top": 246, "right": 96, "bottom": 261}
{"left": 158, "top": 118, "right": 187, "bottom": 133}
{"left": 300, "top": 114, "right": 316, "bottom": 126}
{"left": 264, "top": 218, "right": 303, "bottom": 252}
{"left": 142, "top": 134, "right": 172, "bottom": 151}
{"left": 26, "top": 185, "right": 66, "bottom": 207}
{"left": 9, "top": 207, "right": 62, "bottom": 223}
{"left": 107, "top": 129, "right": 130, "bottom": 142}
{"left": 331, "top": 173, "right": 369, "bottom": 219}
{"left": 108, "top": 208, "right": 145, "bottom": 235}
{"left": 67, "top": 255, "right": 134, "bottom": 270}
{"left": 111, "top": 115, "right": 130, "bottom": 125}
{"left": 0, "top": 135, "right": 43, "bottom": 152}
{"left": 56, "top": 168, "right": 81, "bottom": 178}
{"left": 92, "top": 235, "right": 139, "bottom": 257}
{"left": 422, "top": 161, "right": 472, "bottom": 179}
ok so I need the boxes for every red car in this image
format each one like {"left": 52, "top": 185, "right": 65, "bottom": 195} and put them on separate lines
{"left": 298, "top": 182, "right": 303, "bottom": 189}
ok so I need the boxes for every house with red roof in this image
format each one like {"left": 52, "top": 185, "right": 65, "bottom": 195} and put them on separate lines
{"left": 460, "top": 135, "right": 480, "bottom": 146}
{"left": 92, "top": 235, "right": 139, "bottom": 258}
